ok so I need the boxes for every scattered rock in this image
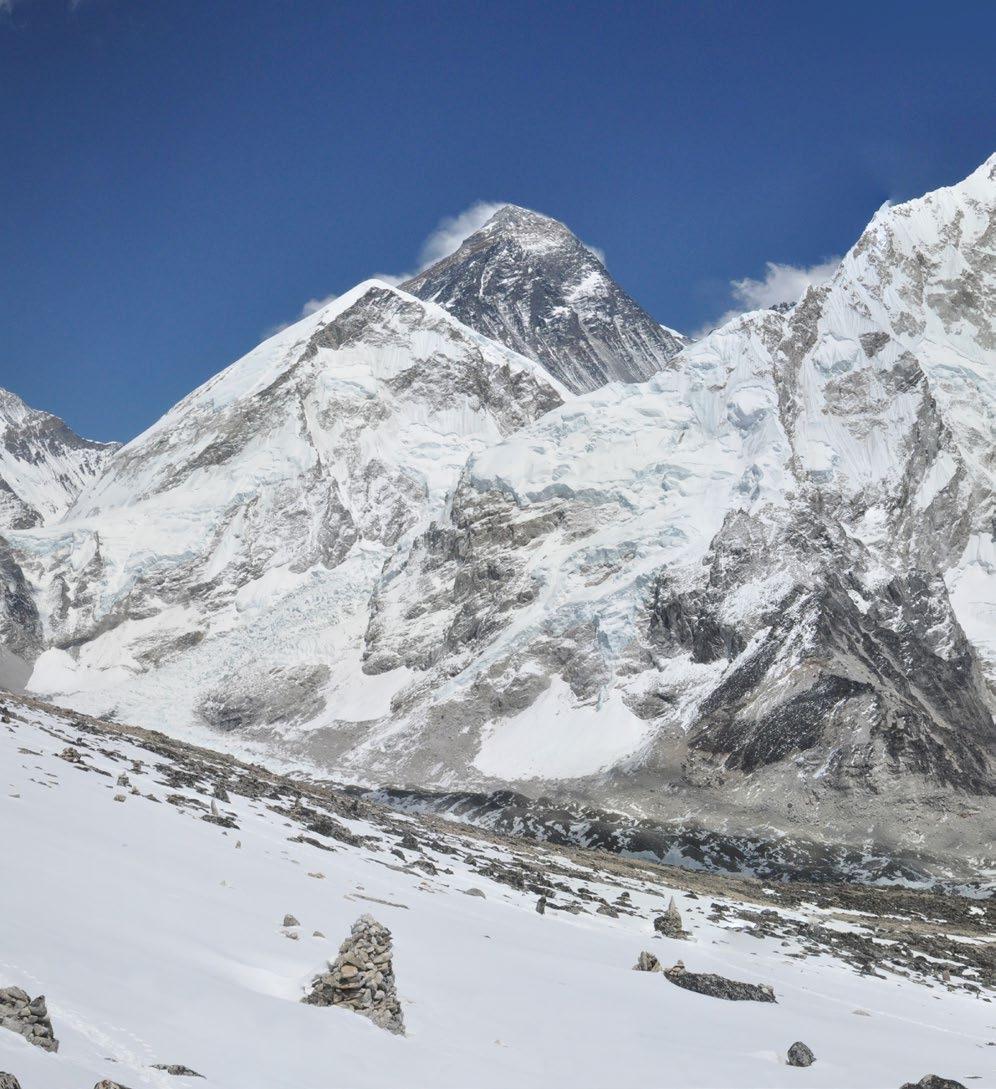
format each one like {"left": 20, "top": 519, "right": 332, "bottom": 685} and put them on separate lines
{"left": 596, "top": 903, "right": 619, "bottom": 917}
{"left": 283, "top": 914, "right": 300, "bottom": 927}
{"left": 114, "top": 793, "right": 127, "bottom": 802}
{"left": 463, "top": 887, "right": 486, "bottom": 898}
{"left": 0, "top": 986, "right": 59, "bottom": 1052}
{"left": 151, "top": 1064, "right": 205, "bottom": 1077}
{"left": 116, "top": 773, "right": 131, "bottom": 787}
{"left": 653, "top": 897, "right": 686, "bottom": 939}
{"left": 634, "top": 951, "right": 662, "bottom": 972}
{"left": 536, "top": 896, "right": 546, "bottom": 915}
{"left": 94, "top": 1081, "right": 133, "bottom": 1089}
{"left": 663, "top": 962, "right": 776, "bottom": 1002}
{"left": 900, "top": 1078, "right": 967, "bottom": 1089}
{"left": 787, "top": 1041, "right": 816, "bottom": 1067}
{"left": 398, "top": 831, "right": 419, "bottom": 852}
{"left": 302, "top": 914, "right": 404, "bottom": 1035}
{"left": 312, "top": 930, "right": 325, "bottom": 938}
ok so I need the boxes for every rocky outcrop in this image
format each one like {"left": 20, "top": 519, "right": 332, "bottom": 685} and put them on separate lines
{"left": 900, "top": 1078, "right": 967, "bottom": 1089}
{"left": 151, "top": 1064, "right": 204, "bottom": 1077}
{"left": 634, "top": 951, "right": 662, "bottom": 972}
{"left": 0, "top": 1073, "right": 22, "bottom": 1089}
{"left": 0, "top": 986, "right": 58, "bottom": 1052}
{"left": 303, "top": 914, "right": 404, "bottom": 1034}
{"left": 663, "top": 962, "right": 776, "bottom": 1002}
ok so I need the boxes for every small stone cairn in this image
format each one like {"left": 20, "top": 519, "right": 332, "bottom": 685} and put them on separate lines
{"left": 302, "top": 915, "right": 404, "bottom": 1035}
{"left": 653, "top": 897, "right": 686, "bottom": 939}
{"left": 0, "top": 986, "right": 58, "bottom": 1052}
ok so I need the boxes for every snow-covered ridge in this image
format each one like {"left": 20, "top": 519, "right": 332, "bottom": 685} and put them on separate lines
{"left": 4, "top": 280, "right": 564, "bottom": 741}
{"left": 0, "top": 387, "right": 117, "bottom": 531}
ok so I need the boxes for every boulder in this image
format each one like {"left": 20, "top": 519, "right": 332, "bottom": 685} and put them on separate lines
{"left": 0, "top": 1074, "right": 22, "bottom": 1089}
{"left": 302, "top": 914, "right": 404, "bottom": 1035}
{"left": 282, "top": 914, "right": 300, "bottom": 927}
{"left": 900, "top": 1079, "right": 967, "bottom": 1089}
{"left": 787, "top": 1041, "right": 816, "bottom": 1067}
{"left": 151, "top": 1064, "right": 204, "bottom": 1077}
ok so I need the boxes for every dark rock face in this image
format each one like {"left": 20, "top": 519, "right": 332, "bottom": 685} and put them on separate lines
{"left": 0, "top": 986, "right": 58, "bottom": 1052}
{"left": 663, "top": 962, "right": 776, "bottom": 1002}
{"left": 787, "top": 1041, "right": 816, "bottom": 1067}
{"left": 303, "top": 914, "right": 404, "bottom": 1034}
{"left": 402, "top": 205, "right": 684, "bottom": 393}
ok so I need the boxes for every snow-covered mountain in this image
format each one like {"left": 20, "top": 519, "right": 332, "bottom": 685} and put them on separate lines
{"left": 2, "top": 159, "right": 994, "bottom": 881}
{"left": 401, "top": 204, "right": 686, "bottom": 393}
{"left": 0, "top": 388, "right": 116, "bottom": 531}
{"left": 351, "top": 156, "right": 996, "bottom": 866}
{"left": 3, "top": 281, "right": 563, "bottom": 737}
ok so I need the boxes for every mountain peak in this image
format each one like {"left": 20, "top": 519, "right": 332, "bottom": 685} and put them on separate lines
{"left": 401, "top": 206, "right": 684, "bottom": 393}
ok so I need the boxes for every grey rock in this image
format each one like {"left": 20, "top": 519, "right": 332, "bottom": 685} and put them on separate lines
{"left": 282, "top": 914, "right": 300, "bottom": 927}
{"left": 663, "top": 962, "right": 776, "bottom": 1003}
{"left": 463, "top": 887, "right": 486, "bottom": 898}
{"left": 0, "top": 1073, "right": 22, "bottom": 1089}
{"left": 151, "top": 1064, "right": 204, "bottom": 1077}
{"left": 900, "top": 1079, "right": 967, "bottom": 1089}
{"left": 787, "top": 1041, "right": 816, "bottom": 1067}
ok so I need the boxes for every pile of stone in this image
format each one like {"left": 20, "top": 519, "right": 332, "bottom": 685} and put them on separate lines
{"left": 0, "top": 986, "right": 58, "bottom": 1052}
{"left": 653, "top": 897, "right": 686, "bottom": 939}
{"left": 633, "top": 951, "right": 662, "bottom": 972}
{"left": 663, "top": 962, "right": 776, "bottom": 1003}
{"left": 302, "top": 915, "right": 404, "bottom": 1035}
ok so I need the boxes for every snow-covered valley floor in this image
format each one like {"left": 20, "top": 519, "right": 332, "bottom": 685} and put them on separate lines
{"left": 1, "top": 695, "right": 992, "bottom": 1089}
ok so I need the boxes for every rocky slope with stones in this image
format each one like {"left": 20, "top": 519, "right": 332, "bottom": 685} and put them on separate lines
{"left": 0, "top": 691, "right": 992, "bottom": 1087}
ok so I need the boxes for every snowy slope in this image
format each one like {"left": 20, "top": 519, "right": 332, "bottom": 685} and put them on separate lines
{"left": 4, "top": 281, "right": 563, "bottom": 738}
{"left": 0, "top": 388, "right": 116, "bottom": 531}
{"left": 402, "top": 204, "right": 686, "bottom": 393}
{"left": 1, "top": 696, "right": 991, "bottom": 1089}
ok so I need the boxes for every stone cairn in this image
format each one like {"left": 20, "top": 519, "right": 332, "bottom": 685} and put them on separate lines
{"left": 302, "top": 915, "right": 404, "bottom": 1035}
{"left": 653, "top": 897, "right": 686, "bottom": 939}
{"left": 0, "top": 986, "right": 58, "bottom": 1052}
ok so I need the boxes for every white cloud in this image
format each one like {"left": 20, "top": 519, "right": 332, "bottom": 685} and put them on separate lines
{"left": 694, "top": 256, "right": 840, "bottom": 339}
{"left": 299, "top": 293, "right": 339, "bottom": 318}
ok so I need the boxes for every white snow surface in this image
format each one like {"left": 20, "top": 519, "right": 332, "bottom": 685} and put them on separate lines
{"left": 1, "top": 700, "right": 991, "bottom": 1089}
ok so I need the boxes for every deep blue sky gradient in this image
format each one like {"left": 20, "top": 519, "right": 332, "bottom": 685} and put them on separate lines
{"left": 2, "top": 0, "right": 994, "bottom": 441}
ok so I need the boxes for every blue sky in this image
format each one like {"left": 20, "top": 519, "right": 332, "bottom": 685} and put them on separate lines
{"left": 2, "top": 0, "right": 994, "bottom": 442}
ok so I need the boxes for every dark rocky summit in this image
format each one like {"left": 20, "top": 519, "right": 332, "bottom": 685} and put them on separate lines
{"left": 402, "top": 204, "right": 684, "bottom": 393}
